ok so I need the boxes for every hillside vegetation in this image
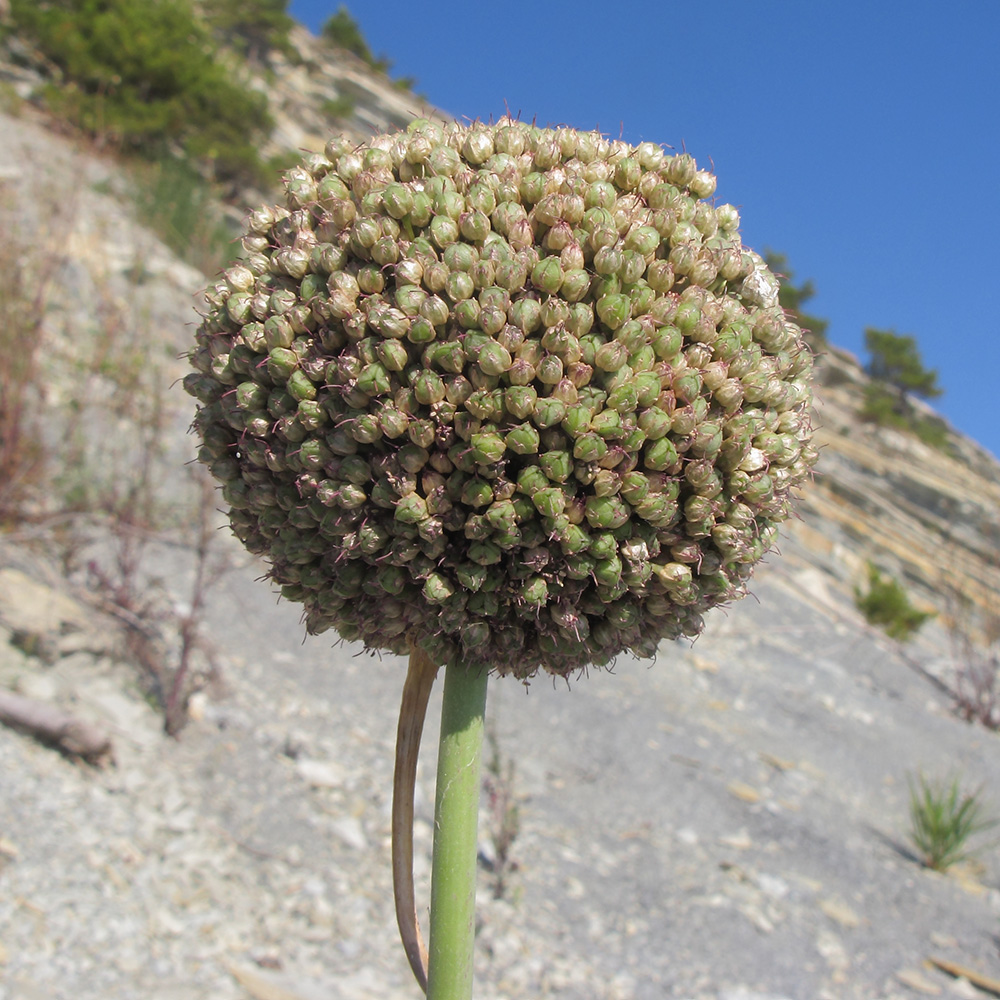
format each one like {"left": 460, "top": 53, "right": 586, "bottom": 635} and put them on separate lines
{"left": 7, "top": 0, "right": 276, "bottom": 187}
{"left": 2, "top": 0, "right": 421, "bottom": 272}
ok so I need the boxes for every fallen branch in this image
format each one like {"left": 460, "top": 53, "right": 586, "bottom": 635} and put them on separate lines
{"left": 929, "top": 956, "right": 1000, "bottom": 996}
{"left": 0, "top": 689, "right": 112, "bottom": 762}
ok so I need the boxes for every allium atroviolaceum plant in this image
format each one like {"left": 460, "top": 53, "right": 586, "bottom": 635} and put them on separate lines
{"left": 185, "top": 117, "right": 815, "bottom": 998}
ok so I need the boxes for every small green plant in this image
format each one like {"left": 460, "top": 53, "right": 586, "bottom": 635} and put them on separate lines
{"left": 860, "top": 384, "right": 952, "bottom": 451}
{"left": 855, "top": 562, "right": 934, "bottom": 641}
{"left": 908, "top": 772, "right": 996, "bottom": 871}
{"left": 948, "top": 586, "right": 1000, "bottom": 730}
{"left": 0, "top": 81, "right": 24, "bottom": 115}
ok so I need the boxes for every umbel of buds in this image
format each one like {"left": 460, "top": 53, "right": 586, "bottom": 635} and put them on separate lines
{"left": 186, "top": 118, "right": 815, "bottom": 679}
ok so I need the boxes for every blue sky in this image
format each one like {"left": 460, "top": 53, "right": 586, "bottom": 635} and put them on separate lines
{"left": 289, "top": 1, "right": 999, "bottom": 459}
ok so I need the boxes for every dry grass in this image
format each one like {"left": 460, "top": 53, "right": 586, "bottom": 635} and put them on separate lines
{"left": 0, "top": 177, "right": 228, "bottom": 733}
{"left": 0, "top": 191, "right": 60, "bottom": 520}
{"left": 948, "top": 582, "right": 1000, "bottom": 730}
{"left": 481, "top": 720, "right": 522, "bottom": 899}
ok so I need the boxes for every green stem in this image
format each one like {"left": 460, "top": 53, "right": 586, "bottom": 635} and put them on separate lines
{"left": 426, "top": 660, "right": 489, "bottom": 1000}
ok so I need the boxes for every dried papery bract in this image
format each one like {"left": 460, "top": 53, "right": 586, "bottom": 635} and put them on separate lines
{"left": 186, "top": 118, "right": 815, "bottom": 998}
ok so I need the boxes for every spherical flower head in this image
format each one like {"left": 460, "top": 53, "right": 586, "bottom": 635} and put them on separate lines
{"left": 186, "top": 118, "right": 815, "bottom": 678}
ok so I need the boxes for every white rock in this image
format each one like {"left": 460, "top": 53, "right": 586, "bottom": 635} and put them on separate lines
{"left": 757, "top": 873, "right": 790, "bottom": 899}
{"left": 329, "top": 816, "right": 367, "bottom": 851}
{"left": 295, "top": 758, "right": 346, "bottom": 788}
{"left": 13, "top": 672, "right": 61, "bottom": 702}
{"left": 186, "top": 690, "right": 208, "bottom": 721}
{"left": 0, "top": 569, "right": 90, "bottom": 634}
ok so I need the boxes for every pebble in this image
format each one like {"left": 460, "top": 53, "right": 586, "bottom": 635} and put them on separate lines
{"left": 12, "top": 672, "right": 61, "bottom": 702}
{"left": 727, "top": 781, "right": 762, "bottom": 803}
{"left": 329, "top": 816, "right": 367, "bottom": 851}
{"left": 896, "top": 968, "right": 942, "bottom": 994}
{"left": 295, "top": 758, "right": 346, "bottom": 788}
{"left": 757, "top": 873, "right": 790, "bottom": 899}
{"left": 719, "top": 829, "right": 753, "bottom": 850}
{"left": 819, "top": 897, "right": 862, "bottom": 928}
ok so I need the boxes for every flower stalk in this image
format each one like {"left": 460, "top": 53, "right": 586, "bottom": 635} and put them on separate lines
{"left": 426, "top": 660, "right": 489, "bottom": 1000}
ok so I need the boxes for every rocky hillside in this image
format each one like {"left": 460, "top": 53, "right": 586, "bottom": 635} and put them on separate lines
{"left": 253, "top": 24, "right": 442, "bottom": 157}
{"left": 1, "top": 19, "right": 999, "bottom": 1000}
{"left": 792, "top": 346, "right": 1000, "bottom": 644}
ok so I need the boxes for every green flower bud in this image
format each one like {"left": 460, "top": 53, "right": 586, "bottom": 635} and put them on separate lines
{"left": 591, "top": 409, "right": 623, "bottom": 439}
{"left": 267, "top": 347, "right": 299, "bottom": 382}
{"left": 478, "top": 341, "right": 512, "bottom": 375}
{"left": 619, "top": 471, "right": 653, "bottom": 505}
{"left": 510, "top": 297, "right": 542, "bottom": 333}
{"left": 504, "top": 385, "right": 538, "bottom": 420}
{"left": 506, "top": 424, "right": 541, "bottom": 455}
{"left": 574, "top": 432, "right": 608, "bottom": 463}
{"left": 521, "top": 576, "right": 548, "bottom": 606}
{"left": 382, "top": 183, "right": 414, "bottom": 219}
{"left": 644, "top": 437, "right": 679, "bottom": 471}
{"left": 470, "top": 432, "right": 506, "bottom": 465}
{"left": 536, "top": 354, "right": 564, "bottom": 385}
{"left": 459, "top": 210, "right": 491, "bottom": 242}
{"left": 531, "top": 257, "right": 564, "bottom": 295}
{"left": 585, "top": 495, "right": 630, "bottom": 529}
{"left": 376, "top": 339, "right": 409, "bottom": 372}
{"left": 379, "top": 406, "right": 410, "bottom": 439}
{"left": 594, "top": 555, "right": 623, "bottom": 588}
{"left": 517, "top": 465, "right": 550, "bottom": 496}
{"left": 531, "top": 397, "right": 567, "bottom": 429}
{"left": 423, "top": 572, "right": 455, "bottom": 605}
{"left": 413, "top": 369, "right": 446, "bottom": 405}
{"left": 591, "top": 339, "right": 626, "bottom": 373}
{"left": 456, "top": 563, "right": 488, "bottom": 592}
{"left": 287, "top": 370, "right": 317, "bottom": 402}
{"left": 561, "top": 405, "right": 592, "bottom": 439}
{"left": 469, "top": 540, "right": 502, "bottom": 565}
{"left": 596, "top": 293, "right": 630, "bottom": 330}
{"left": 532, "top": 487, "right": 566, "bottom": 518}
{"left": 236, "top": 381, "right": 268, "bottom": 411}
{"left": 557, "top": 522, "right": 590, "bottom": 555}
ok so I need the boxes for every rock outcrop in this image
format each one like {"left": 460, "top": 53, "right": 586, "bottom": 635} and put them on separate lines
{"left": 794, "top": 346, "right": 1000, "bottom": 640}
